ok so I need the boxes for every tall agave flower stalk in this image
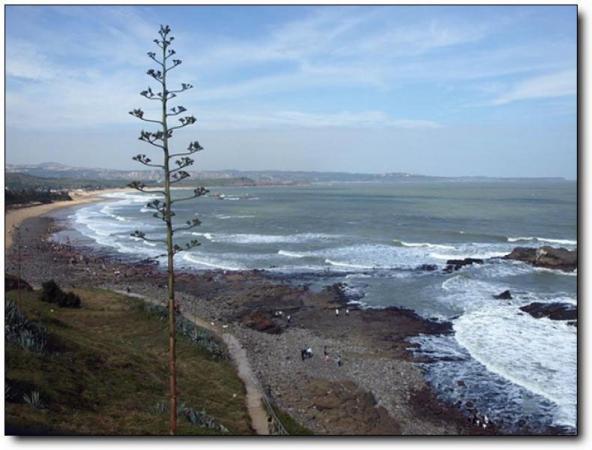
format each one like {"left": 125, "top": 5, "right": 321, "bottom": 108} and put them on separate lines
{"left": 129, "top": 24, "right": 207, "bottom": 435}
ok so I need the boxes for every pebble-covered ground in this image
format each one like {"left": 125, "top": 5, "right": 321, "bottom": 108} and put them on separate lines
{"left": 6, "top": 214, "right": 490, "bottom": 435}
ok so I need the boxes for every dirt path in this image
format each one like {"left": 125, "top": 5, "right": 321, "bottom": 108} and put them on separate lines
{"left": 114, "top": 289, "right": 270, "bottom": 435}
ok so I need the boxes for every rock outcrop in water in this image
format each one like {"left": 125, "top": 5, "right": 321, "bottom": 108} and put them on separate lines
{"left": 520, "top": 302, "right": 577, "bottom": 321}
{"left": 443, "top": 258, "right": 484, "bottom": 273}
{"left": 503, "top": 247, "right": 577, "bottom": 272}
{"left": 493, "top": 290, "right": 512, "bottom": 300}
{"left": 416, "top": 264, "right": 438, "bottom": 272}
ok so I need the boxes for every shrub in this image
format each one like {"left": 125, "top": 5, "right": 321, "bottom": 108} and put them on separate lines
{"left": 61, "top": 292, "right": 82, "bottom": 308}
{"left": 23, "top": 391, "right": 45, "bottom": 409}
{"left": 140, "top": 303, "right": 227, "bottom": 359}
{"left": 41, "top": 280, "right": 61, "bottom": 303}
{"left": 40, "top": 280, "right": 81, "bottom": 308}
{"left": 5, "top": 300, "right": 47, "bottom": 353}
{"left": 181, "top": 405, "right": 228, "bottom": 433}
{"left": 150, "top": 400, "right": 228, "bottom": 433}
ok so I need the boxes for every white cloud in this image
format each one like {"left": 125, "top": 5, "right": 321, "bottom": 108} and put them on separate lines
{"left": 6, "top": 39, "right": 59, "bottom": 81}
{"left": 5, "top": 5, "right": 576, "bottom": 132}
{"left": 492, "top": 69, "right": 576, "bottom": 105}
{"left": 197, "top": 110, "right": 442, "bottom": 130}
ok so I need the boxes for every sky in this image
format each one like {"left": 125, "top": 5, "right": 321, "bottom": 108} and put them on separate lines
{"left": 5, "top": 5, "right": 577, "bottom": 178}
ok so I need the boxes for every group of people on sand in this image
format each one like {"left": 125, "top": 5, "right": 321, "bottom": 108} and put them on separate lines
{"left": 300, "top": 307, "right": 351, "bottom": 364}
{"left": 334, "top": 307, "right": 350, "bottom": 317}
{"left": 301, "top": 345, "right": 342, "bottom": 367}
{"left": 273, "top": 310, "right": 292, "bottom": 324}
{"left": 470, "top": 413, "right": 493, "bottom": 431}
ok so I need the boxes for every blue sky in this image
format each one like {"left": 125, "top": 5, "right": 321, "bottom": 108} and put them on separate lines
{"left": 5, "top": 5, "right": 577, "bottom": 177}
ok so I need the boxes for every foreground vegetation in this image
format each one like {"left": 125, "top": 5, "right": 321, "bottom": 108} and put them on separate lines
{"left": 5, "top": 286, "right": 252, "bottom": 435}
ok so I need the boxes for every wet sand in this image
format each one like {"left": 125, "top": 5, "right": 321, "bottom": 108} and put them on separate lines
{"left": 5, "top": 189, "right": 131, "bottom": 249}
{"left": 6, "top": 211, "right": 493, "bottom": 435}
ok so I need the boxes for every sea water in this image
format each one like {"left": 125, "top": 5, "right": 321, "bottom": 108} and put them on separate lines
{"left": 54, "top": 180, "right": 577, "bottom": 433}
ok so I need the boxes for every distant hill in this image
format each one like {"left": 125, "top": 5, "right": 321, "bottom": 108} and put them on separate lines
{"left": 4, "top": 169, "right": 257, "bottom": 191}
{"left": 6, "top": 162, "right": 569, "bottom": 185}
{"left": 5, "top": 173, "right": 130, "bottom": 190}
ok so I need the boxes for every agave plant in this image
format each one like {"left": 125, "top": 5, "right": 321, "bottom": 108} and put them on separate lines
{"left": 181, "top": 405, "right": 229, "bottom": 433}
{"left": 151, "top": 400, "right": 168, "bottom": 415}
{"left": 23, "top": 391, "right": 44, "bottom": 409}
{"left": 5, "top": 300, "right": 47, "bottom": 353}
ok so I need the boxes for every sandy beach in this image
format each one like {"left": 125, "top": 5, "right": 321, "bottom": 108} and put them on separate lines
{"left": 5, "top": 189, "right": 131, "bottom": 249}
{"left": 5, "top": 207, "right": 500, "bottom": 436}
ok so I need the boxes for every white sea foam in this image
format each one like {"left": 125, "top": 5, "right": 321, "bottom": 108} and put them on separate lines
{"left": 191, "top": 232, "right": 214, "bottom": 241}
{"left": 214, "top": 214, "right": 255, "bottom": 220}
{"left": 454, "top": 306, "right": 576, "bottom": 428}
{"left": 507, "top": 236, "right": 577, "bottom": 246}
{"left": 436, "top": 272, "right": 577, "bottom": 429}
{"left": 190, "top": 232, "right": 339, "bottom": 244}
{"left": 181, "top": 253, "right": 243, "bottom": 271}
{"left": 278, "top": 250, "right": 307, "bottom": 258}
{"left": 533, "top": 266, "right": 578, "bottom": 277}
{"left": 429, "top": 251, "right": 508, "bottom": 260}
{"left": 324, "top": 259, "right": 375, "bottom": 269}
{"left": 393, "top": 239, "right": 455, "bottom": 250}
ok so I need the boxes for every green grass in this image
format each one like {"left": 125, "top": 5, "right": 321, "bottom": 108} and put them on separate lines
{"left": 5, "top": 288, "right": 252, "bottom": 435}
{"left": 272, "top": 405, "right": 314, "bottom": 435}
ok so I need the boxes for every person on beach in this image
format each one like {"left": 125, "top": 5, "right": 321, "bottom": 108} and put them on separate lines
{"left": 335, "top": 308, "right": 340, "bottom": 317}
{"left": 336, "top": 354, "right": 343, "bottom": 367}
{"left": 345, "top": 308, "right": 350, "bottom": 316}
{"left": 323, "top": 346, "right": 330, "bottom": 363}
{"left": 301, "top": 347, "right": 313, "bottom": 361}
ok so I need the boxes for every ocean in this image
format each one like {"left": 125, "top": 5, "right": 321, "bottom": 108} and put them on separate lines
{"left": 53, "top": 180, "right": 577, "bottom": 433}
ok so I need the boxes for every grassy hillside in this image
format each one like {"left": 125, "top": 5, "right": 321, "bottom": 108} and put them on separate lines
{"left": 5, "top": 287, "right": 252, "bottom": 435}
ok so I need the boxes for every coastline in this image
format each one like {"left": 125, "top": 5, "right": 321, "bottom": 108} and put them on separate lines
{"left": 6, "top": 210, "right": 495, "bottom": 435}
{"left": 5, "top": 188, "right": 130, "bottom": 249}
{"left": 4, "top": 194, "right": 575, "bottom": 435}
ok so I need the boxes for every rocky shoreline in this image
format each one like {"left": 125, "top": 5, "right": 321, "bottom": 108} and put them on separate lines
{"left": 6, "top": 212, "right": 576, "bottom": 435}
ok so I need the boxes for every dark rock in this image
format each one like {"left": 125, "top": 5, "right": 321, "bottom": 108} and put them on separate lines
{"left": 457, "top": 380, "right": 466, "bottom": 387}
{"left": 443, "top": 258, "right": 484, "bottom": 273}
{"left": 240, "top": 311, "right": 283, "bottom": 334}
{"left": 493, "top": 290, "right": 512, "bottom": 300}
{"left": 520, "top": 302, "right": 577, "bottom": 321}
{"left": 5, "top": 274, "right": 33, "bottom": 292}
{"left": 326, "top": 282, "right": 365, "bottom": 304}
{"left": 416, "top": 264, "right": 438, "bottom": 272}
{"left": 567, "top": 321, "right": 577, "bottom": 327}
{"left": 503, "top": 246, "right": 577, "bottom": 272}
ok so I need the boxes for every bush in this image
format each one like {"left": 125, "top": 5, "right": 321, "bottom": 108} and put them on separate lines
{"left": 40, "top": 280, "right": 81, "bottom": 308}
{"left": 61, "top": 292, "right": 81, "bottom": 308}
{"left": 41, "top": 280, "right": 61, "bottom": 303}
{"left": 5, "top": 300, "right": 48, "bottom": 353}
{"left": 140, "top": 303, "right": 227, "bottom": 359}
